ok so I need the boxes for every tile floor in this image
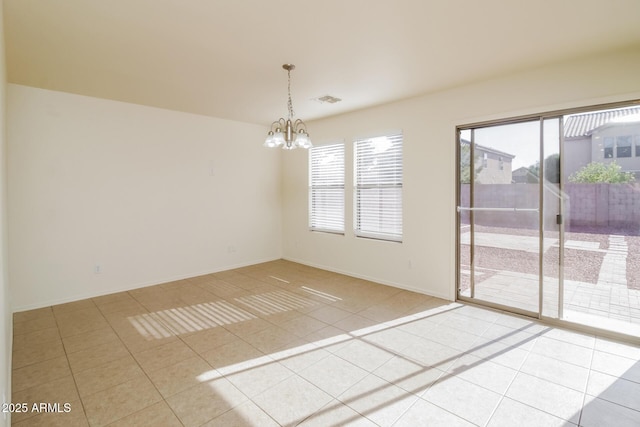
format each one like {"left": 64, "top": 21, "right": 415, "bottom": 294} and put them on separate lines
{"left": 10, "top": 260, "right": 640, "bottom": 426}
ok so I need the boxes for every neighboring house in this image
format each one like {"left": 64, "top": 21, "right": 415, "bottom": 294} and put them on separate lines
{"left": 564, "top": 106, "right": 640, "bottom": 180}
{"left": 461, "top": 139, "right": 516, "bottom": 184}
{"left": 512, "top": 166, "right": 533, "bottom": 183}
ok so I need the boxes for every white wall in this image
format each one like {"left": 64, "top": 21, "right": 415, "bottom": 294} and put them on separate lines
{"left": 0, "top": 1, "right": 12, "bottom": 424}
{"left": 8, "top": 85, "right": 282, "bottom": 310}
{"left": 282, "top": 47, "right": 640, "bottom": 301}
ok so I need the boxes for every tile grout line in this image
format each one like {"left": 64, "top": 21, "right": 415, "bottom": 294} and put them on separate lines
{"left": 124, "top": 289, "right": 191, "bottom": 427}
{"left": 576, "top": 336, "right": 597, "bottom": 427}
{"left": 98, "top": 290, "right": 186, "bottom": 427}
{"left": 389, "top": 309, "right": 504, "bottom": 426}
{"left": 476, "top": 311, "right": 524, "bottom": 427}
{"left": 54, "top": 301, "right": 92, "bottom": 426}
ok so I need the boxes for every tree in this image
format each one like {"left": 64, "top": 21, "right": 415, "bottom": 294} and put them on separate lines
{"left": 544, "top": 153, "right": 560, "bottom": 184}
{"left": 524, "top": 154, "right": 560, "bottom": 184}
{"left": 568, "top": 161, "right": 635, "bottom": 184}
{"left": 526, "top": 161, "right": 540, "bottom": 183}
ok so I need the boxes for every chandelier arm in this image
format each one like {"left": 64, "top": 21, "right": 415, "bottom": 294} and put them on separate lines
{"left": 293, "top": 119, "right": 306, "bottom": 129}
{"left": 270, "top": 118, "right": 286, "bottom": 132}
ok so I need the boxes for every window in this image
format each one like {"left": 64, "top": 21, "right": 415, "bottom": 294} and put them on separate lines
{"left": 354, "top": 132, "right": 403, "bottom": 242}
{"left": 616, "top": 135, "right": 632, "bottom": 158}
{"left": 482, "top": 152, "right": 488, "bottom": 168}
{"left": 604, "top": 137, "right": 614, "bottom": 158}
{"left": 499, "top": 156, "right": 504, "bottom": 170}
{"left": 636, "top": 136, "right": 640, "bottom": 157}
{"left": 309, "top": 143, "right": 344, "bottom": 233}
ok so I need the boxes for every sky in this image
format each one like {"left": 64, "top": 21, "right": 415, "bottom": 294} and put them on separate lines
{"left": 461, "top": 118, "right": 560, "bottom": 170}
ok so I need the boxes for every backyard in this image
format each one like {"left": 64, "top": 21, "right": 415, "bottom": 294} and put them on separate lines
{"left": 459, "top": 224, "right": 640, "bottom": 328}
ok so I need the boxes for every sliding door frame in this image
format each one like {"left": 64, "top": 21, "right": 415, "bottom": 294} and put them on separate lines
{"left": 457, "top": 115, "right": 549, "bottom": 318}
{"left": 455, "top": 99, "right": 640, "bottom": 328}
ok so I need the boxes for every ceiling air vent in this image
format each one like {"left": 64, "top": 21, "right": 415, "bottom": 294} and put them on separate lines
{"left": 314, "top": 95, "right": 342, "bottom": 104}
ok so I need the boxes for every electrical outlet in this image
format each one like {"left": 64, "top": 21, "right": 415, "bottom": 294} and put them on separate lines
{"left": 94, "top": 265, "right": 101, "bottom": 274}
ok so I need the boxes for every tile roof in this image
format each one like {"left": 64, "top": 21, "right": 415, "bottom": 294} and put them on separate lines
{"left": 564, "top": 106, "right": 640, "bottom": 138}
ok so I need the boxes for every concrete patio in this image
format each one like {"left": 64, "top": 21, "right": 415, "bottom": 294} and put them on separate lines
{"left": 460, "top": 231, "right": 640, "bottom": 337}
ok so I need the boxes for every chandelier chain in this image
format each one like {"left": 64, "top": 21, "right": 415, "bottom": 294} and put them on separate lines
{"left": 287, "top": 69, "right": 295, "bottom": 120}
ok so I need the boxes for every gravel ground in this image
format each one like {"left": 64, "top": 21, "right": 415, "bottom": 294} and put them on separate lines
{"left": 473, "top": 224, "right": 539, "bottom": 238}
{"left": 459, "top": 224, "right": 640, "bottom": 288}
{"left": 565, "top": 229, "right": 610, "bottom": 250}
{"left": 566, "top": 224, "right": 640, "bottom": 237}
{"left": 566, "top": 225, "right": 639, "bottom": 290}
{"left": 474, "top": 246, "right": 540, "bottom": 276}
{"left": 627, "top": 235, "right": 640, "bottom": 290}
{"left": 561, "top": 248, "right": 605, "bottom": 284}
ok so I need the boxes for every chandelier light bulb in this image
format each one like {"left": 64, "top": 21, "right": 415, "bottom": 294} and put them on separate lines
{"left": 263, "top": 131, "right": 276, "bottom": 148}
{"left": 295, "top": 130, "right": 311, "bottom": 149}
{"left": 273, "top": 130, "right": 285, "bottom": 146}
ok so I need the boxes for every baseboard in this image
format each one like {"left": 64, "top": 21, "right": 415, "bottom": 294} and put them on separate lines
{"left": 12, "top": 256, "right": 282, "bottom": 313}
{"left": 282, "top": 256, "right": 452, "bottom": 301}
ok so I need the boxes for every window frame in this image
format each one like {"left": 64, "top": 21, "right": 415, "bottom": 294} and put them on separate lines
{"left": 604, "top": 137, "right": 614, "bottom": 158}
{"left": 353, "top": 132, "right": 403, "bottom": 242}
{"left": 308, "top": 142, "right": 345, "bottom": 234}
{"left": 616, "top": 135, "right": 632, "bottom": 158}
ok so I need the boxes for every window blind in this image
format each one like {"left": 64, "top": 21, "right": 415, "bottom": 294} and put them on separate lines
{"left": 309, "top": 143, "right": 345, "bottom": 233}
{"left": 354, "top": 133, "right": 403, "bottom": 241}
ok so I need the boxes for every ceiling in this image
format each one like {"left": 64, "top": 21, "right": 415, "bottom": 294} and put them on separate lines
{"left": 4, "top": 0, "right": 640, "bottom": 126}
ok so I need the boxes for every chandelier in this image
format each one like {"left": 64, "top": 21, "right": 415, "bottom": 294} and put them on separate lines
{"left": 264, "top": 64, "right": 312, "bottom": 150}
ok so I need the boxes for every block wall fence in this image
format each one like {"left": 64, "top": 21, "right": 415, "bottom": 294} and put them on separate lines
{"left": 459, "top": 183, "right": 640, "bottom": 230}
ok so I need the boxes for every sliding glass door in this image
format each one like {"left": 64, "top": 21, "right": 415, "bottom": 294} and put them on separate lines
{"left": 458, "top": 120, "right": 550, "bottom": 315}
{"left": 457, "top": 102, "right": 640, "bottom": 338}
{"left": 559, "top": 106, "right": 640, "bottom": 336}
